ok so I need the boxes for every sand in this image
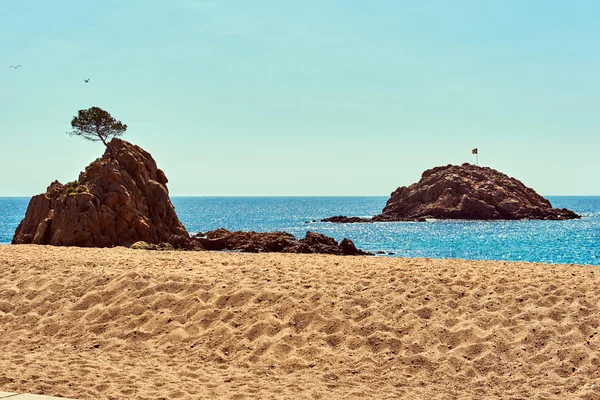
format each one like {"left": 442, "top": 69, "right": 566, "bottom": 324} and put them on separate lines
{"left": 0, "top": 246, "right": 598, "bottom": 399}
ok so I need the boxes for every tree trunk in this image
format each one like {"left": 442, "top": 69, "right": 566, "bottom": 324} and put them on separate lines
{"left": 98, "top": 135, "right": 113, "bottom": 159}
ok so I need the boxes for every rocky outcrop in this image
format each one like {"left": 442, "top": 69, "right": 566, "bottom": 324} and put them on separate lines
{"left": 12, "top": 139, "right": 192, "bottom": 248}
{"left": 323, "top": 164, "right": 580, "bottom": 222}
{"left": 11, "top": 138, "right": 372, "bottom": 255}
{"left": 376, "top": 164, "right": 580, "bottom": 220}
{"left": 192, "top": 230, "right": 371, "bottom": 256}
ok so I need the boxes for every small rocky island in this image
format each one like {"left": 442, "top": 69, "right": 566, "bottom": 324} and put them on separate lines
{"left": 323, "top": 163, "right": 580, "bottom": 222}
{"left": 13, "top": 138, "right": 369, "bottom": 255}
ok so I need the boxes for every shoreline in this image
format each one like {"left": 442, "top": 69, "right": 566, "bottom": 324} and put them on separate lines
{"left": 1, "top": 245, "right": 599, "bottom": 399}
{"left": 2, "top": 243, "right": 599, "bottom": 267}
{"left": 2, "top": 196, "right": 599, "bottom": 265}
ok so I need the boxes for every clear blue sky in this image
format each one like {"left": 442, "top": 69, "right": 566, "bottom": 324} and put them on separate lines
{"left": 1, "top": 0, "right": 599, "bottom": 196}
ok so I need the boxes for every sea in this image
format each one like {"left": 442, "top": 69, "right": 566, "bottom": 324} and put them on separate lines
{"left": 1, "top": 196, "right": 599, "bottom": 266}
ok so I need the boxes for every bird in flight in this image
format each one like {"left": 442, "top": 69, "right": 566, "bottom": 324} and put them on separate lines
{"left": 84, "top": 78, "right": 90, "bottom": 83}
{"left": 9, "top": 65, "right": 21, "bottom": 69}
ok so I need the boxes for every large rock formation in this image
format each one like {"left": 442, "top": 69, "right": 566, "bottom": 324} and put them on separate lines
{"left": 376, "top": 164, "right": 580, "bottom": 220}
{"left": 322, "top": 164, "right": 580, "bottom": 222}
{"left": 12, "top": 139, "right": 192, "bottom": 248}
{"left": 192, "top": 229, "right": 371, "bottom": 256}
{"left": 12, "top": 138, "right": 372, "bottom": 255}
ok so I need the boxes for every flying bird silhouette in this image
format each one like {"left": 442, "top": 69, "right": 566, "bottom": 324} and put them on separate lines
{"left": 84, "top": 78, "right": 90, "bottom": 83}
{"left": 9, "top": 65, "right": 21, "bottom": 69}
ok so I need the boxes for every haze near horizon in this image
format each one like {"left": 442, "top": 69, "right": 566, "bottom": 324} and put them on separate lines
{"left": 1, "top": 0, "right": 599, "bottom": 196}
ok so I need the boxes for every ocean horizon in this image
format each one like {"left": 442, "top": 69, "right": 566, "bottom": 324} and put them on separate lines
{"left": 2, "top": 195, "right": 599, "bottom": 266}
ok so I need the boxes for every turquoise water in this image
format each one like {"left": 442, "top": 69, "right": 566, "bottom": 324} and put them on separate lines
{"left": 2, "top": 196, "right": 599, "bottom": 265}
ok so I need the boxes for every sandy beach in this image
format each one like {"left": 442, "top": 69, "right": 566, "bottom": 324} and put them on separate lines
{"left": 0, "top": 246, "right": 598, "bottom": 399}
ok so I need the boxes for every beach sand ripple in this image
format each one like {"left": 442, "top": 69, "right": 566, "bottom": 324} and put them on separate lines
{"left": 1, "top": 246, "right": 599, "bottom": 399}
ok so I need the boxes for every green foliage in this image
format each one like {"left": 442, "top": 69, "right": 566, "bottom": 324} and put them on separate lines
{"left": 67, "top": 107, "right": 127, "bottom": 147}
{"left": 64, "top": 181, "right": 88, "bottom": 196}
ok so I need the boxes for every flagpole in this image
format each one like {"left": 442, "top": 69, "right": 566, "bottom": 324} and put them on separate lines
{"left": 477, "top": 152, "right": 478, "bottom": 166}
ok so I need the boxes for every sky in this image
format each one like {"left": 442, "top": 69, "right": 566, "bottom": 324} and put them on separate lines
{"left": 1, "top": 0, "right": 599, "bottom": 196}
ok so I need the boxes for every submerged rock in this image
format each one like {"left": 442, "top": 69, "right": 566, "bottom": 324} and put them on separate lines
{"left": 321, "top": 215, "right": 372, "bottom": 223}
{"left": 12, "top": 139, "right": 192, "bottom": 248}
